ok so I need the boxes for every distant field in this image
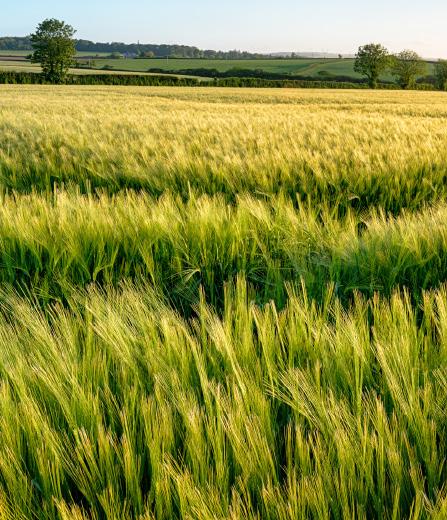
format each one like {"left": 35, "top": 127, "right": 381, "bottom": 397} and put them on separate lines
{"left": 93, "top": 57, "right": 362, "bottom": 75}
{"left": 2, "top": 55, "right": 361, "bottom": 76}
{"left": 0, "top": 59, "right": 39, "bottom": 73}
{"left": 0, "top": 59, "right": 206, "bottom": 79}
{"left": 79, "top": 57, "right": 435, "bottom": 81}
{"left": 0, "top": 60, "right": 135, "bottom": 75}
{"left": 0, "top": 55, "right": 435, "bottom": 81}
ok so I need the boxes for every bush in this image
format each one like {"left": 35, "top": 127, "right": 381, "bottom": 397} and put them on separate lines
{"left": 434, "top": 60, "right": 447, "bottom": 90}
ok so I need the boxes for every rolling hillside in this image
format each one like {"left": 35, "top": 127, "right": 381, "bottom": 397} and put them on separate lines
{"left": 1, "top": 56, "right": 434, "bottom": 82}
{"left": 88, "top": 57, "right": 364, "bottom": 76}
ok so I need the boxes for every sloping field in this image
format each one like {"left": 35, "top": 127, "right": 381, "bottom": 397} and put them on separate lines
{"left": 1, "top": 86, "right": 447, "bottom": 518}
{"left": 0, "top": 56, "right": 363, "bottom": 77}
{"left": 0, "top": 53, "right": 358, "bottom": 73}
{"left": 86, "top": 57, "right": 435, "bottom": 80}
{"left": 91, "top": 57, "right": 362, "bottom": 75}
{"left": 0, "top": 56, "right": 434, "bottom": 81}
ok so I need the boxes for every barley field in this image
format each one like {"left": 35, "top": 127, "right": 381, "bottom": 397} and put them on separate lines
{"left": 1, "top": 85, "right": 447, "bottom": 519}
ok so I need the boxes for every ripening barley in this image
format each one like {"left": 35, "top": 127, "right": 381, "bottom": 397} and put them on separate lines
{"left": 0, "top": 85, "right": 446, "bottom": 519}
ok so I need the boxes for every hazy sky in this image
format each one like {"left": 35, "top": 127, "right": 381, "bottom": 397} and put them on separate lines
{"left": 2, "top": 0, "right": 446, "bottom": 57}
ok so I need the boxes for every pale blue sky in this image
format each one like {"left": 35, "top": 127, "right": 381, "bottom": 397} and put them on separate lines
{"left": 2, "top": 0, "right": 446, "bottom": 57}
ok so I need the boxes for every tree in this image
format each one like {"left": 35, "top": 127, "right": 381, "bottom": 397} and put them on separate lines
{"left": 30, "top": 19, "right": 76, "bottom": 83}
{"left": 434, "top": 60, "right": 447, "bottom": 91}
{"left": 354, "top": 43, "right": 390, "bottom": 88}
{"left": 391, "top": 50, "right": 426, "bottom": 89}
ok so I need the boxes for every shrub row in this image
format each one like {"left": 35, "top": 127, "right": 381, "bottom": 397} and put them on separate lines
{"left": 0, "top": 71, "right": 199, "bottom": 86}
{"left": 212, "top": 77, "right": 439, "bottom": 89}
{"left": 148, "top": 66, "right": 372, "bottom": 83}
{"left": 210, "top": 77, "right": 375, "bottom": 89}
{"left": 0, "top": 71, "right": 438, "bottom": 90}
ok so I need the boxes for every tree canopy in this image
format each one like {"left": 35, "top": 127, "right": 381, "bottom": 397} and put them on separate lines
{"left": 391, "top": 50, "right": 426, "bottom": 89}
{"left": 30, "top": 19, "right": 76, "bottom": 83}
{"left": 354, "top": 43, "right": 390, "bottom": 88}
{"left": 434, "top": 60, "right": 447, "bottom": 91}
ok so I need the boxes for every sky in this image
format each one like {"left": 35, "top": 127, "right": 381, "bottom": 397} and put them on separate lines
{"left": 2, "top": 0, "right": 447, "bottom": 58}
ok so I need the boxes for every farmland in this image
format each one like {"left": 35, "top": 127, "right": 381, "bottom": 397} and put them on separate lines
{"left": 0, "top": 52, "right": 360, "bottom": 74}
{"left": 54, "top": 57, "right": 436, "bottom": 80}
{"left": 0, "top": 60, "right": 205, "bottom": 79}
{"left": 0, "top": 55, "right": 436, "bottom": 80}
{"left": 93, "top": 57, "right": 362, "bottom": 75}
{"left": 1, "top": 85, "right": 447, "bottom": 518}
{"left": 0, "top": 56, "right": 362, "bottom": 79}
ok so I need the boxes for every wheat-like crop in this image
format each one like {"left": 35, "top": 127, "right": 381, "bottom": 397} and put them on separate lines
{"left": 0, "top": 85, "right": 446, "bottom": 518}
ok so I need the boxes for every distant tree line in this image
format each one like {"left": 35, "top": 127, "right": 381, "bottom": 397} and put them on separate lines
{"left": 0, "top": 36, "right": 31, "bottom": 50}
{"left": 0, "top": 35, "right": 276, "bottom": 59}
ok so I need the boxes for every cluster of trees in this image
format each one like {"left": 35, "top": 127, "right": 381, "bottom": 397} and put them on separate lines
{"left": 355, "top": 43, "right": 447, "bottom": 90}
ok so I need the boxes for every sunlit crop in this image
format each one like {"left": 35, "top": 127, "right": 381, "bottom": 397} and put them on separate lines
{"left": 0, "top": 85, "right": 446, "bottom": 519}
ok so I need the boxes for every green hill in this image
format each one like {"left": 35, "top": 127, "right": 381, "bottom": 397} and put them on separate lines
{"left": 0, "top": 55, "right": 435, "bottom": 83}
{"left": 77, "top": 57, "right": 435, "bottom": 82}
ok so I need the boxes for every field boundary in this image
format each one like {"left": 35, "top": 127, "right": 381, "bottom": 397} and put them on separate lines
{"left": 0, "top": 70, "right": 440, "bottom": 90}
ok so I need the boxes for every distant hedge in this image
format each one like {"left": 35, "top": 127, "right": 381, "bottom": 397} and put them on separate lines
{"left": 149, "top": 67, "right": 371, "bottom": 84}
{"left": 211, "top": 77, "right": 375, "bottom": 89}
{"left": 0, "top": 71, "right": 437, "bottom": 90}
{"left": 0, "top": 71, "right": 199, "bottom": 86}
{"left": 212, "top": 78, "right": 433, "bottom": 90}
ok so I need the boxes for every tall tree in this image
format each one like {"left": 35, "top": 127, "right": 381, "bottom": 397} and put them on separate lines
{"left": 354, "top": 43, "right": 390, "bottom": 88}
{"left": 30, "top": 19, "right": 76, "bottom": 83}
{"left": 391, "top": 50, "right": 426, "bottom": 89}
{"left": 434, "top": 60, "right": 447, "bottom": 91}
